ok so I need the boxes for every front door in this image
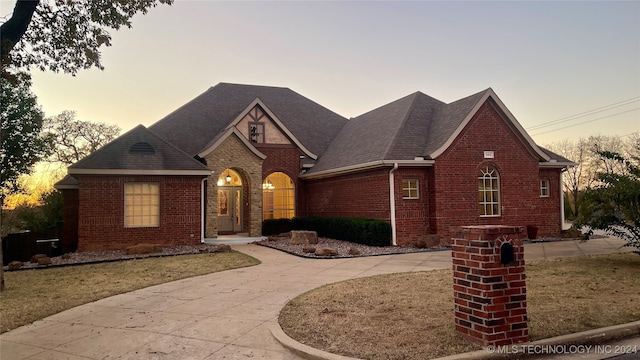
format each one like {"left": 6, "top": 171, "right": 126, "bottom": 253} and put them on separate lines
{"left": 217, "top": 169, "right": 243, "bottom": 233}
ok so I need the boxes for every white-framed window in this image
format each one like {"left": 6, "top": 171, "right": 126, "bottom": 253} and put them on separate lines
{"left": 478, "top": 166, "right": 500, "bottom": 216}
{"left": 124, "top": 183, "right": 160, "bottom": 227}
{"left": 402, "top": 179, "right": 419, "bottom": 199}
{"left": 540, "top": 179, "right": 550, "bottom": 197}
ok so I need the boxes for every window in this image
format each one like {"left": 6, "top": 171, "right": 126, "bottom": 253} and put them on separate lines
{"left": 540, "top": 179, "right": 550, "bottom": 197}
{"left": 478, "top": 166, "right": 500, "bottom": 216}
{"left": 125, "top": 183, "right": 160, "bottom": 227}
{"left": 263, "top": 172, "right": 295, "bottom": 220}
{"left": 249, "top": 123, "right": 264, "bottom": 143}
{"left": 402, "top": 179, "right": 419, "bottom": 199}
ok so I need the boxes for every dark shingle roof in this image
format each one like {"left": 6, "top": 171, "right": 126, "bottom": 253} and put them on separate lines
{"left": 149, "top": 83, "right": 348, "bottom": 157}
{"left": 539, "top": 147, "right": 576, "bottom": 165}
{"left": 68, "top": 125, "right": 210, "bottom": 173}
{"left": 308, "top": 90, "right": 494, "bottom": 174}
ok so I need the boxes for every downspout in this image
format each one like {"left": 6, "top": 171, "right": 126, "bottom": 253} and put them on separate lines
{"left": 389, "top": 163, "right": 399, "bottom": 246}
{"left": 201, "top": 177, "right": 207, "bottom": 243}
{"left": 559, "top": 170, "right": 566, "bottom": 231}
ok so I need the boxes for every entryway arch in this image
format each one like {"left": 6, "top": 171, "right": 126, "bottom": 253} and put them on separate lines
{"left": 263, "top": 172, "right": 295, "bottom": 220}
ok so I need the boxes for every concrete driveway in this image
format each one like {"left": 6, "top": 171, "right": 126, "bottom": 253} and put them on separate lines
{"left": 0, "top": 237, "right": 634, "bottom": 360}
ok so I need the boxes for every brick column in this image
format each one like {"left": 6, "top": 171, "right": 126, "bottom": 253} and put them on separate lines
{"left": 451, "top": 225, "right": 528, "bottom": 347}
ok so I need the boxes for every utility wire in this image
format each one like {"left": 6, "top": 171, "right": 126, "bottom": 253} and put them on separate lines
{"left": 526, "top": 97, "right": 640, "bottom": 131}
{"left": 531, "top": 107, "right": 640, "bottom": 136}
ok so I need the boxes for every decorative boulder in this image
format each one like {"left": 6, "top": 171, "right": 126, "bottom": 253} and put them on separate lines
{"left": 315, "top": 247, "right": 338, "bottom": 257}
{"left": 30, "top": 254, "right": 48, "bottom": 263}
{"left": 8, "top": 261, "right": 23, "bottom": 270}
{"left": 37, "top": 256, "right": 52, "bottom": 265}
{"left": 290, "top": 230, "right": 318, "bottom": 245}
{"left": 215, "top": 244, "right": 232, "bottom": 252}
{"left": 348, "top": 247, "right": 361, "bottom": 256}
{"left": 302, "top": 246, "right": 316, "bottom": 253}
{"left": 126, "top": 244, "right": 164, "bottom": 255}
{"left": 62, "top": 253, "right": 71, "bottom": 259}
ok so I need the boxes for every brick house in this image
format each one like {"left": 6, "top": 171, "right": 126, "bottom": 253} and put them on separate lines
{"left": 56, "top": 83, "right": 573, "bottom": 252}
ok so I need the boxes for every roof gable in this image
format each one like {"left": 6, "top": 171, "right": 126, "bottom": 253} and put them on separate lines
{"left": 68, "top": 125, "right": 211, "bottom": 175}
{"left": 428, "top": 88, "right": 550, "bottom": 162}
{"left": 220, "top": 99, "right": 317, "bottom": 159}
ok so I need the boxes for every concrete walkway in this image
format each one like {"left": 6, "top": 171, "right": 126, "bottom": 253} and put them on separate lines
{"left": 0, "top": 237, "right": 635, "bottom": 360}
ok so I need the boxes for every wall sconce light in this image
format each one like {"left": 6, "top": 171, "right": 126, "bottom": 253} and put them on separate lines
{"left": 226, "top": 172, "right": 232, "bottom": 184}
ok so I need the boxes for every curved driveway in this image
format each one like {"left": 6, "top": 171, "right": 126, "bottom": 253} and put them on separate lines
{"left": 0, "top": 237, "right": 632, "bottom": 360}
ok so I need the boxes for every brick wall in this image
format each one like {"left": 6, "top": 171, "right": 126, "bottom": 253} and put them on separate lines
{"left": 77, "top": 175, "right": 204, "bottom": 252}
{"left": 301, "top": 168, "right": 392, "bottom": 221}
{"left": 394, "top": 167, "right": 430, "bottom": 244}
{"left": 433, "top": 101, "right": 562, "bottom": 241}
{"left": 61, "top": 189, "right": 79, "bottom": 253}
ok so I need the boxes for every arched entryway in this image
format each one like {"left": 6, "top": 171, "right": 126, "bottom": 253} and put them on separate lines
{"left": 263, "top": 172, "right": 295, "bottom": 220}
{"left": 217, "top": 169, "right": 243, "bottom": 233}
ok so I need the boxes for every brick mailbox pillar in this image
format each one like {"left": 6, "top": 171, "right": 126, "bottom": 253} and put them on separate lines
{"left": 451, "top": 225, "right": 528, "bottom": 347}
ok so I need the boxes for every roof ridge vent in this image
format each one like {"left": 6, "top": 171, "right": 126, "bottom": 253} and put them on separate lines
{"left": 129, "top": 142, "right": 155, "bottom": 154}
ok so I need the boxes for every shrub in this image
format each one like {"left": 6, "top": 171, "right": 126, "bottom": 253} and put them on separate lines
{"left": 263, "top": 216, "right": 391, "bottom": 247}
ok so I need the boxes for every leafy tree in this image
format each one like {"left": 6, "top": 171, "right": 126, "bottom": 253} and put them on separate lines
{"left": 0, "top": 78, "right": 50, "bottom": 202}
{"left": 43, "top": 111, "right": 121, "bottom": 164}
{"left": 1, "top": 0, "right": 172, "bottom": 80}
{"left": 574, "top": 148, "right": 640, "bottom": 252}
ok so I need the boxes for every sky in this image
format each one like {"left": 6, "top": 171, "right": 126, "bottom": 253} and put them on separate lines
{"left": 10, "top": 0, "right": 640, "bottom": 146}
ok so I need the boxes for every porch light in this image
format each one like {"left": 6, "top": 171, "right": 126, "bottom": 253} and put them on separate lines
{"left": 226, "top": 173, "right": 232, "bottom": 183}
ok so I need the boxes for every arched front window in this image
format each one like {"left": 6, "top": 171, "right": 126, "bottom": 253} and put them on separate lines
{"left": 263, "top": 172, "right": 295, "bottom": 220}
{"left": 478, "top": 165, "right": 500, "bottom": 216}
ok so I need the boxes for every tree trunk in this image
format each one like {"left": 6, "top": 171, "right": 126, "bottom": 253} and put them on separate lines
{"left": 0, "top": 0, "right": 39, "bottom": 69}
{"left": 0, "top": 236, "right": 4, "bottom": 291}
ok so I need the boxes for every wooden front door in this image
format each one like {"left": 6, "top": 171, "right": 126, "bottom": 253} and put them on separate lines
{"left": 218, "top": 186, "right": 242, "bottom": 233}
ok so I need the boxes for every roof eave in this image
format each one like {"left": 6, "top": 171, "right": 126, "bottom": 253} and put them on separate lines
{"left": 539, "top": 161, "right": 577, "bottom": 169}
{"left": 67, "top": 169, "right": 213, "bottom": 176}
{"left": 301, "top": 159, "right": 434, "bottom": 180}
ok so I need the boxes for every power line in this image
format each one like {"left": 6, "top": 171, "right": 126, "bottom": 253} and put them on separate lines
{"left": 530, "top": 107, "right": 640, "bottom": 136}
{"left": 526, "top": 97, "right": 640, "bottom": 131}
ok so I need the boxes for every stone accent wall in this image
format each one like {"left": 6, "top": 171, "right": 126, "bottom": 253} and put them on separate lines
{"left": 451, "top": 225, "right": 528, "bottom": 347}
{"left": 76, "top": 175, "right": 205, "bottom": 252}
{"left": 204, "top": 134, "right": 264, "bottom": 237}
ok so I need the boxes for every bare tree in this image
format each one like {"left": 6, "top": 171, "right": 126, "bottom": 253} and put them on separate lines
{"left": 43, "top": 111, "right": 121, "bottom": 165}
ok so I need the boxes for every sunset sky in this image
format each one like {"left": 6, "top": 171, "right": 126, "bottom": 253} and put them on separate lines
{"left": 12, "top": 0, "right": 640, "bottom": 146}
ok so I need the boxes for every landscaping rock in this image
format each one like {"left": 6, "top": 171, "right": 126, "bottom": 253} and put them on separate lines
{"left": 215, "top": 244, "right": 232, "bottom": 252}
{"left": 291, "top": 230, "right": 318, "bottom": 245}
{"left": 126, "top": 244, "right": 164, "bottom": 255}
{"left": 62, "top": 253, "right": 71, "bottom": 259}
{"left": 37, "top": 256, "right": 52, "bottom": 265}
{"left": 417, "top": 234, "right": 441, "bottom": 248}
{"left": 30, "top": 254, "right": 48, "bottom": 263}
{"left": 315, "top": 247, "right": 338, "bottom": 256}
{"left": 8, "top": 261, "right": 23, "bottom": 270}
{"left": 302, "top": 246, "right": 316, "bottom": 253}
{"left": 348, "top": 247, "right": 361, "bottom": 256}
